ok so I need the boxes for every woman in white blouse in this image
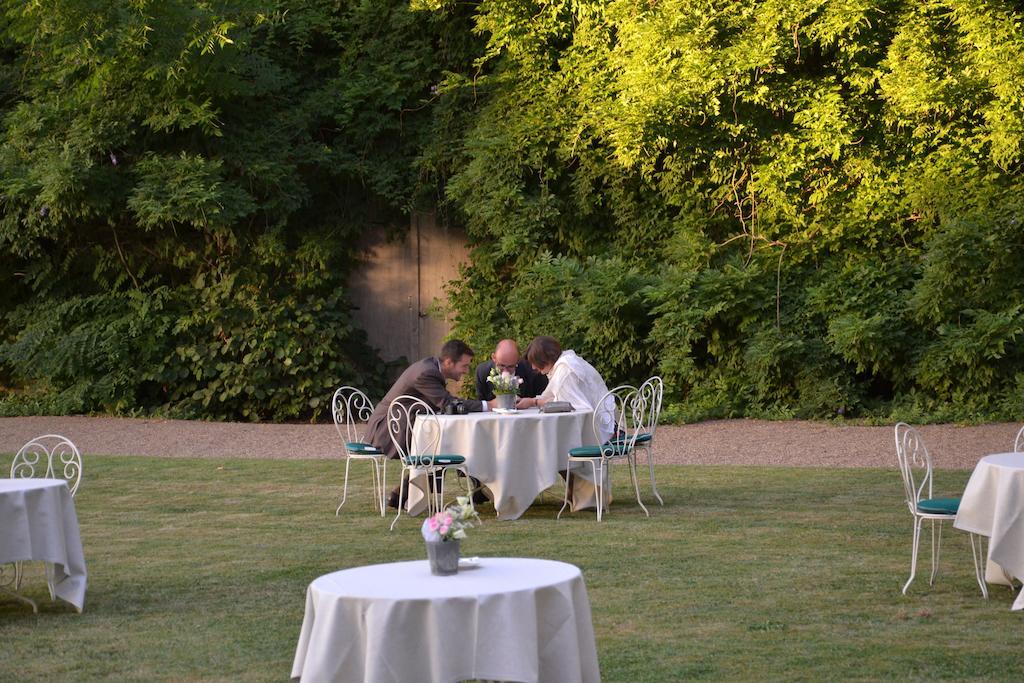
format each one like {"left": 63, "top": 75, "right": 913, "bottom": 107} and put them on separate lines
{"left": 518, "top": 336, "right": 616, "bottom": 442}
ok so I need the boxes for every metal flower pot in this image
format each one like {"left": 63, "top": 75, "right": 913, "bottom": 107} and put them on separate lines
{"left": 426, "top": 539, "right": 460, "bottom": 576}
{"left": 495, "top": 393, "right": 516, "bottom": 411}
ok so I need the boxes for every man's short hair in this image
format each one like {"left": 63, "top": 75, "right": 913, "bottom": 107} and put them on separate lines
{"left": 525, "top": 336, "right": 561, "bottom": 368}
{"left": 440, "top": 339, "right": 474, "bottom": 362}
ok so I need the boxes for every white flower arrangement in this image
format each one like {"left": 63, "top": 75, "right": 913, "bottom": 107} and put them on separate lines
{"left": 487, "top": 366, "right": 523, "bottom": 395}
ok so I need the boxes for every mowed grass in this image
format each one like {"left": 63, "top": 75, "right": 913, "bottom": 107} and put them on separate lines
{"left": 1, "top": 455, "right": 1020, "bottom": 682}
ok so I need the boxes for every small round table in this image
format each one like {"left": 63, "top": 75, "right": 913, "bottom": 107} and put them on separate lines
{"left": 410, "top": 408, "right": 602, "bottom": 519}
{"left": 291, "top": 557, "right": 600, "bottom": 682}
{"left": 954, "top": 452, "right": 1024, "bottom": 610}
{"left": 0, "top": 478, "right": 87, "bottom": 612}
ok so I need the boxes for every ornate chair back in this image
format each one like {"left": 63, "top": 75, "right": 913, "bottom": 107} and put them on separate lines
{"left": 635, "top": 377, "right": 663, "bottom": 438}
{"left": 332, "top": 386, "right": 375, "bottom": 449}
{"left": 894, "top": 422, "right": 933, "bottom": 515}
{"left": 599, "top": 385, "right": 641, "bottom": 457}
{"left": 1015, "top": 425, "right": 1024, "bottom": 453}
{"left": 387, "top": 395, "right": 440, "bottom": 467}
{"left": 11, "top": 434, "right": 83, "bottom": 497}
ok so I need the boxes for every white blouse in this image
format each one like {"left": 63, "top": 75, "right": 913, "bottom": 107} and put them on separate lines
{"left": 539, "top": 350, "right": 615, "bottom": 442}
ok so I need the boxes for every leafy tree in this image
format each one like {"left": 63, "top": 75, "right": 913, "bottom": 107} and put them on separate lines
{"left": 0, "top": 0, "right": 477, "bottom": 419}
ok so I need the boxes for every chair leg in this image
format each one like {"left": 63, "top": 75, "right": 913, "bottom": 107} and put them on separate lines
{"left": 380, "top": 459, "right": 388, "bottom": 518}
{"left": 370, "top": 458, "right": 384, "bottom": 516}
{"left": 389, "top": 469, "right": 409, "bottom": 532}
{"left": 627, "top": 453, "right": 650, "bottom": 518}
{"left": 643, "top": 445, "right": 664, "bottom": 506}
{"left": 969, "top": 533, "right": 990, "bottom": 600}
{"left": 335, "top": 458, "right": 353, "bottom": 515}
{"left": 44, "top": 562, "right": 56, "bottom": 602}
{"left": 593, "top": 460, "right": 604, "bottom": 522}
{"left": 557, "top": 463, "right": 573, "bottom": 520}
{"left": 903, "top": 517, "right": 923, "bottom": 595}
{"left": 929, "top": 520, "right": 942, "bottom": 586}
{"left": 0, "top": 584, "right": 37, "bottom": 613}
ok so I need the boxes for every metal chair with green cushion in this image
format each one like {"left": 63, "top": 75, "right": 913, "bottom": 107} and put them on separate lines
{"left": 634, "top": 376, "right": 664, "bottom": 506}
{"left": 895, "top": 422, "right": 987, "bottom": 597}
{"left": 333, "top": 386, "right": 387, "bottom": 517}
{"left": 559, "top": 385, "right": 650, "bottom": 522}
{"left": 387, "top": 395, "right": 471, "bottom": 531}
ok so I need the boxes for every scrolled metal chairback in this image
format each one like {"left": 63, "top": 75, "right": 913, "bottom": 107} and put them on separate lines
{"left": 332, "top": 386, "right": 376, "bottom": 446}
{"left": 11, "top": 434, "right": 83, "bottom": 496}
{"left": 386, "top": 395, "right": 440, "bottom": 465}
{"left": 894, "top": 422, "right": 933, "bottom": 512}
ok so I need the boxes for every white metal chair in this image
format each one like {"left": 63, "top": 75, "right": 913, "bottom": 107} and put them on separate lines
{"left": 634, "top": 376, "right": 665, "bottom": 506}
{"left": 387, "top": 395, "right": 471, "bottom": 531}
{"left": 894, "top": 423, "right": 986, "bottom": 597}
{"left": 1014, "top": 425, "right": 1024, "bottom": 453}
{"left": 558, "top": 385, "right": 649, "bottom": 522}
{"left": 332, "top": 386, "right": 387, "bottom": 516}
{"left": 7, "top": 434, "right": 83, "bottom": 603}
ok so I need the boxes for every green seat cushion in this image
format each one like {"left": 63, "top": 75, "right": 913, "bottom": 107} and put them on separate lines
{"left": 634, "top": 432, "right": 652, "bottom": 444}
{"left": 347, "top": 442, "right": 382, "bottom": 455}
{"left": 406, "top": 454, "right": 466, "bottom": 466}
{"left": 569, "top": 443, "right": 631, "bottom": 458}
{"left": 917, "top": 497, "right": 960, "bottom": 515}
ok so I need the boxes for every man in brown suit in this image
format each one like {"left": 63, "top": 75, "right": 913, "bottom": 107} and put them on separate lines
{"left": 366, "top": 339, "right": 489, "bottom": 507}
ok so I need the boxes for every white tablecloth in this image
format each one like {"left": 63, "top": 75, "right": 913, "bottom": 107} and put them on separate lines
{"left": 954, "top": 452, "right": 1024, "bottom": 610}
{"left": 291, "top": 557, "right": 600, "bottom": 683}
{"left": 411, "top": 408, "right": 602, "bottom": 519}
{"left": 0, "top": 478, "right": 87, "bottom": 611}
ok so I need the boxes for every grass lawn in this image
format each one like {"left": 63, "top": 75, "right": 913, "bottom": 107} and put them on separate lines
{"left": 1, "top": 455, "right": 1020, "bottom": 682}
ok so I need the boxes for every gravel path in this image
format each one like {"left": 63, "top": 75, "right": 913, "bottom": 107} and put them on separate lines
{"left": 2, "top": 416, "right": 1020, "bottom": 469}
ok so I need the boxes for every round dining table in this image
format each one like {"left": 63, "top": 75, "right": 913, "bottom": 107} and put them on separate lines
{"left": 954, "top": 452, "right": 1024, "bottom": 610}
{"left": 0, "top": 477, "right": 87, "bottom": 612}
{"left": 290, "top": 557, "right": 600, "bottom": 683}
{"left": 409, "top": 408, "right": 603, "bottom": 519}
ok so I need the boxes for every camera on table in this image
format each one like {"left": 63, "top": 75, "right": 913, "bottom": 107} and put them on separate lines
{"left": 444, "top": 399, "right": 467, "bottom": 415}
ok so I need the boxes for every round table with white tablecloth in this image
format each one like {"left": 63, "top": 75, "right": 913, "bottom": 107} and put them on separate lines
{"left": 290, "top": 557, "right": 600, "bottom": 683}
{"left": 954, "top": 452, "right": 1024, "bottom": 610}
{"left": 0, "top": 478, "right": 87, "bottom": 611}
{"left": 410, "top": 408, "right": 603, "bottom": 519}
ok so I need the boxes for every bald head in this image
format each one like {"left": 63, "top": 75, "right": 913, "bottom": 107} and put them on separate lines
{"left": 492, "top": 339, "right": 521, "bottom": 372}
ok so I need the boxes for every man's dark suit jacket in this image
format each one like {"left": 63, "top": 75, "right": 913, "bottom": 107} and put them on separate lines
{"left": 366, "top": 357, "right": 485, "bottom": 459}
{"left": 474, "top": 359, "right": 548, "bottom": 402}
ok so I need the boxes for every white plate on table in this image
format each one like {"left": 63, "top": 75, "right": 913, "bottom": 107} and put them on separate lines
{"left": 493, "top": 408, "right": 517, "bottom": 414}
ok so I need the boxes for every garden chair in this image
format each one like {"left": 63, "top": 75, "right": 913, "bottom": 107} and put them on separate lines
{"left": 7, "top": 434, "right": 83, "bottom": 599}
{"left": 332, "top": 386, "right": 387, "bottom": 516}
{"left": 634, "top": 376, "right": 665, "bottom": 506}
{"left": 387, "top": 395, "right": 471, "bottom": 531}
{"left": 558, "top": 385, "right": 649, "bottom": 522}
{"left": 894, "top": 423, "right": 987, "bottom": 597}
{"left": 1015, "top": 425, "right": 1024, "bottom": 453}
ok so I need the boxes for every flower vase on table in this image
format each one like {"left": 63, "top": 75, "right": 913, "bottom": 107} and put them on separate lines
{"left": 426, "top": 539, "right": 461, "bottom": 575}
{"left": 495, "top": 392, "right": 517, "bottom": 411}
{"left": 488, "top": 367, "right": 523, "bottom": 411}
{"left": 421, "top": 496, "right": 481, "bottom": 576}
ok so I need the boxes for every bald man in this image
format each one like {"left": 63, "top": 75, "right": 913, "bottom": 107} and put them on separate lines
{"left": 474, "top": 339, "right": 548, "bottom": 402}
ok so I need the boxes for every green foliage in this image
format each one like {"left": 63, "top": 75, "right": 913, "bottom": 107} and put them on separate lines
{"left": 426, "top": 0, "right": 1024, "bottom": 422}
{"left": 448, "top": 253, "right": 656, "bottom": 386}
{"left": 0, "top": 0, "right": 472, "bottom": 419}
{"left": 3, "top": 0, "right": 1024, "bottom": 422}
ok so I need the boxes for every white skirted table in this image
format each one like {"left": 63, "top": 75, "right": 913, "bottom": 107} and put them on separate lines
{"left": 291, "top": 558, "right": 600, "bottom": 683}
{"left": 954, "top": 452, "right": 1024, "bottom": 610}
{"left": 409, "top": 408, "right": 603, "bottom": 519}
{"left": 0, "top": 478, "right": 87, "bottom": 612}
